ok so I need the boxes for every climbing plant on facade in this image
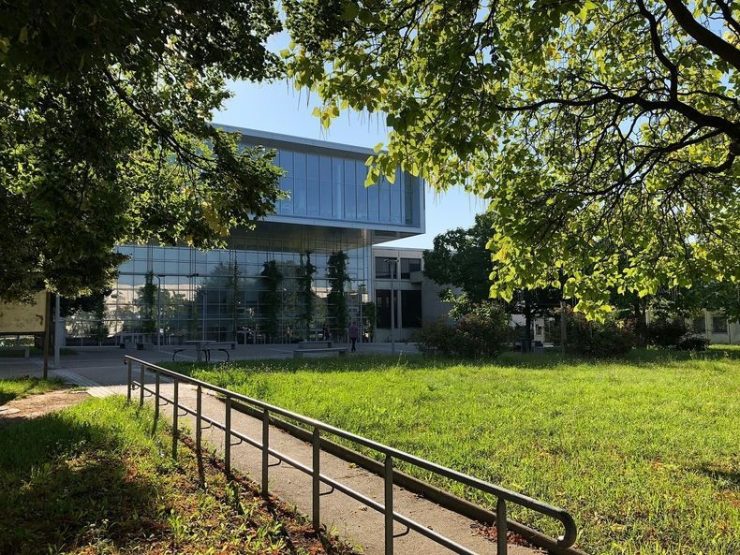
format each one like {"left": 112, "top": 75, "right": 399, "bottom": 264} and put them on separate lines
{"left": 327, "top": 250, "right": 350, "bottom": 337}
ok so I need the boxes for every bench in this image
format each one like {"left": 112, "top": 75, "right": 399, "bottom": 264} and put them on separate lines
{"left": 293, "top": 347, "right": 347, "bottom": 359}
{"left": 172, "top": 346, "right": 231, "bottom": 362}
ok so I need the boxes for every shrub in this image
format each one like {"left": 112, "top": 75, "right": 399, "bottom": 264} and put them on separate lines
{"left": 417, "top": 303, "right": 509, "bottom": 357}
{"left": 647, "top": 317, "right": 688, "bottom": 347}
{"left": 562, "top": 310, "right": 636, "bottom": 357}
{"left": 676, "top": 334, "right": 710, "bottom": 351}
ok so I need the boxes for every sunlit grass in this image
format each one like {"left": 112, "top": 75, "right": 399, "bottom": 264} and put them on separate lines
{"left": 177, "top": 349, "right": 740, "bottom": 555}
{"left": 0, "top": 376, "right": 65, "bottom": 404}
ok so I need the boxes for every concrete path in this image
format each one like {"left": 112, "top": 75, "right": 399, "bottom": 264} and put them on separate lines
{"left": 0, "top": 349, "right": 541, "bottom": 555}
{"left": 129, "top": 378, "right": 538, "bottom": 555}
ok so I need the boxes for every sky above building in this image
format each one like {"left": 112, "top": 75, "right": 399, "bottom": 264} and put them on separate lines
{"left": 214, "top": 79, "right": 485, "bottom": 249}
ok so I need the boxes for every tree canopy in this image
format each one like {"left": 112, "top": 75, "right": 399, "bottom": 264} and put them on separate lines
{"left": 285, "top": 0, "right": 739, "bottom": 318}
{"left": 0, "top": 0, "right": 283, "bottom": 301}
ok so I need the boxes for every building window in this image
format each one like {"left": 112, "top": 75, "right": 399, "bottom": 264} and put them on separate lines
{"left": 375, "top": 257, "right": 397, "bottom": 279}
{"left": 693, "top": 317, "right": 706, "bottom": 333}
{"left": 401, "top": 290, "right": 422, "bottom": 328}
{"left": 712, "top": 316, "right": 728, "bottom": 333}
{"left": 400, "top": 258, "right": 422, "bottom": 279}
{"left": 376, "top": 289, "right": 397, "bottom": 329}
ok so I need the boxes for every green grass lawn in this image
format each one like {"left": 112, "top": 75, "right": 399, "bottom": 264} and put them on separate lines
{"left": 0, "top": 376, "right": 66, "bottom": 404}
{"left": 0, "top": 391, "right": 351, "bottom": 554}
{"left": 173, "top": 349, "right": 740, "bottom": 555}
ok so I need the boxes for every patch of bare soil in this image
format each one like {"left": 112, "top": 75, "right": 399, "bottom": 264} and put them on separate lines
{"left": 0, "top": 390, "right": 90, "bottom": 421}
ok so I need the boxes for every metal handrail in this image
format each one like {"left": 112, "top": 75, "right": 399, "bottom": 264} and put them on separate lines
{"left": 124, "top": 355, "right": 580, "bottom": 554}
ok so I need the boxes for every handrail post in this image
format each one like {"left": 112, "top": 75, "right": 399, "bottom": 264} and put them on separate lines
{"left": 126, "top": 358, "right": 132, "bottom": 403}
{"left": 139, "top": 364, "right": 145, "bottom": 407}
{"left": 261, "top": 408, "right": 269, "bottom": 496}
{"left": 172, "top": 378, "right": 179, "bottom": 460}
{"left": 195, "top": 384, "right": 202, "bottom": 453}
{"left": 385, "top": 455, "right": 394, "bottom": 555}
{"left": 312, "top": 428, "right": 320, "bottom": 531}
{"left": 154, "top": 370, "right": 160, "bottom": 427}
{"left": 496, "top": 497, "right": 508, "bottom": 555}
{"left": 225, "top": 395, "right": 232, "bottom": 477}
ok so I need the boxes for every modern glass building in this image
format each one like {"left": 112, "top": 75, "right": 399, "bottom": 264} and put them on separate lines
{"left": 65, "top": 127, "right": 425, "bottom": 346}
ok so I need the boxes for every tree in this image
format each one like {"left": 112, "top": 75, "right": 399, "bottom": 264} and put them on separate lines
{"left": 424, "top": 213, "right": 494, "bottom": 303}
{"left": 327, "top": 251, "right": 351, "bottom": 338}
{"left": 424, "top": 212, "right": 560, "bottom": 350}
{"left": 297, "top": 251, "right": 317, "bottom": 339}
{"left": 0, "top": 1, "right": 284, "bottom": 302}
{"left": 285, "top": 0, "right": 739, "bottom": 318}
{"left": 260, "top": 260, "right": 283, "bottom": 342}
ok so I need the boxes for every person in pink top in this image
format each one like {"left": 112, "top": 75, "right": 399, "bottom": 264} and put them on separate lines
{"left": 348, "top": 321, "right": 359, "bottom": 353}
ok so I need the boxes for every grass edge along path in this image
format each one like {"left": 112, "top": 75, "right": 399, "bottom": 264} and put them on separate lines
{"left": 172, "top": 350, "right": 740, "bottom": 555}
{"left": 0, "top": 394, "right": 355, "bottom": 554}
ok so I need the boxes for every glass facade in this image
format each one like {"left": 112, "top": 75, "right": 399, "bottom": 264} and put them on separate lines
{"left": 67, "top": 234, "right": 372, "bottom": 345}
{"left": 63, "top": 129, "right": 424, "bottom": 346}
{"left": 255, "top": 143, "right": 422, "bottom": 229}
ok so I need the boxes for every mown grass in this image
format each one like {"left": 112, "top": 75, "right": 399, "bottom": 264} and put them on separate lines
{"left": 0, "top": 394, "right": 352, "bottom": 554}
{"left": 0, "top": 376, "right": 66, "bottom": 404}
{"left": 174, "top": 349, "right": 740, "bottom": 555}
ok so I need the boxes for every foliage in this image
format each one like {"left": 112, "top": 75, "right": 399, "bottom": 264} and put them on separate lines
{"left": 647, "top": 316, "right": 689, "bottom": 347}
{"left": 0, "top": 0, "right": 284, "bottom": 301}
{"left": 557, "top": 309, "right": 636, "bottom": 356}
{"left": 326, "top": 251, "right": 350, "bottom": 337}
{"left": 285, "top": 0, "right": 740, "bottom": 318}
{"left": 297, "top": 251, "right": 317, "bottom": 338}
{"left": 260, "top": 260, "right": 283, "bottom": 340}
{"left": 61, "top": 290, "right": 110, "bottom": 341}
{"left": 418, "top": 302, "right": 509, "bottom": 357}
{"left": 185, "top": 350, "right": 740, "bottom": 554}
{"left": 423, "top": 213, "right": 495, "bottom": 303}
{"left": 676, "top": 334, "right": 710, "bottom": 351}
{"left": 0, "top": 395, "right": 347, "bottom": 554}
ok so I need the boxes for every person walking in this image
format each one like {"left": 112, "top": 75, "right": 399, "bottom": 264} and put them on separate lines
{"left": 348, "top": 320, "right": 359, "bottom": 353}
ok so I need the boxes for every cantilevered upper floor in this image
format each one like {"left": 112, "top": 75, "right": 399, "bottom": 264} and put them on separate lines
{"left": 218, "top": 125, "right": 425, "bottom": 242}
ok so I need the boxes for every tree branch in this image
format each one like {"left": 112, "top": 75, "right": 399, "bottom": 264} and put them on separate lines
{"left": 663, "top": 0, "right": 740, "bottom": 71}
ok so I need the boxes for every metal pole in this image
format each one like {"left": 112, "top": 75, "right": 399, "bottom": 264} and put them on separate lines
{"left": 156, "top": 275, "right": 162, "bottom": 348}
{"left": 496, "top": 497, "right": 508, "bottom": 555}
{"left": 139, "top": 364, "right": 145, "bottom": 408}
{"left": 262, "top": 408, "right": 269, "bottom": 496}
{"left": 384, "top": 454, "right": 394, "bottom": 555}
{"left": 225, "top": 395, "right": 232, "bottom": 477}
{"left": 172, "top": 378, "right": 179, "bottom": 459}
{"left": 54, "top": 293, "right": 61, "bottom": 368}
{"left": 126, "top": 359, "right": 132, "bottom": 403}
{"left": 42, "top": 291, "right": 52, "bottom": 379}
{"left": 390, "top": 262, "right": 396, "bottom": 355}
{"left": 154, "top": 370, "right": 160, "bottom": 427}
{"left": 312, "top": 428, "right": 321, "bottom": 531}
{"left": 395, "top": 255, "right": 401, "bottom": 352}
{"left": 196, "top": 385, "right": 202, "bottom": 453}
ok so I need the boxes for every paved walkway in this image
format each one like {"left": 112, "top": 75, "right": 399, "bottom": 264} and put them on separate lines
{"left": 0, "top": 347, "right": 540, "bottom": 555}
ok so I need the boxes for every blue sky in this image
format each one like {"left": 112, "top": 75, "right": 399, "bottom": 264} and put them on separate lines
{"left": 214, "top": 80, "right": 485, "bottom": 249}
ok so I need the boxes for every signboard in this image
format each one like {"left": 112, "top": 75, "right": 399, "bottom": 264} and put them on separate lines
{"left": 0, "top": 291, "right": 47, "bottom": 334}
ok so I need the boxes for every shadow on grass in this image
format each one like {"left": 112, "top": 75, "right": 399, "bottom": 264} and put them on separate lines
{"left": 0, "top": 412, "right": 160, "bottom": 555}
{"left": 697, "top": 463, "right": 740, "bottom": 490}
